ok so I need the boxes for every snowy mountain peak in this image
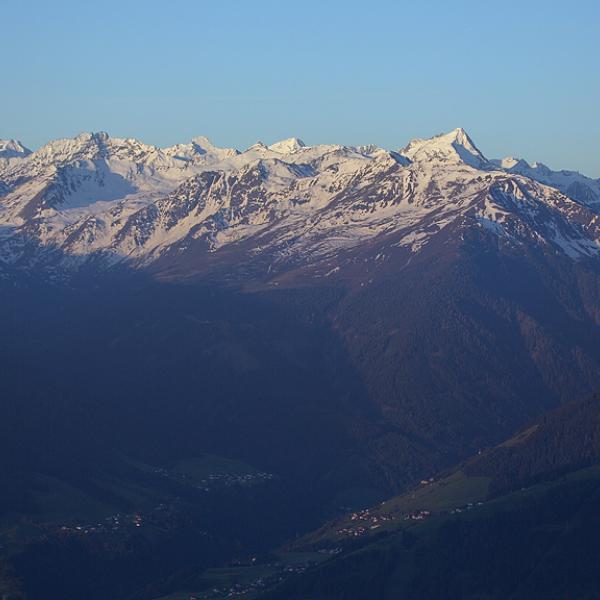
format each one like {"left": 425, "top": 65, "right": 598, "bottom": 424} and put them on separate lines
{"left": 247, "top": 141, "right": 269, "bottom": 151}
{"left": 19, "top": 132, "right": 168, "bottom": 170}
{"left": 73, "top": 131, "right": 108, "bottom": 144}
{"left": 492, "top": 157, "right": 531, "bottom": 170}
{"left": 0, "top": 139, "right": 32, "bottom": 158}
{"left": 491, "top": 155, "right": 600, "bottom": 206}
{"left": 190, "top": 135, "right": 218, "bottom": 150}
{"left": 447, "top": 126, "right": 474, "bottom": 144}
{"left": 268, "top": 137, "right": 306, "bottom": 154}
{"left": 189, "top": 136, "right": 239, "bottom": 158}
{"left": 401, "top": 127, "right": 488, "bottom": 168}
{"left": 162, "top": 137, "right": 239, "bottom": 162}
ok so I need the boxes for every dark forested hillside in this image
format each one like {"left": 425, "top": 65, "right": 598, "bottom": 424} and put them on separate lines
{"left": 466, "top": 394, "right": 600, "bottom": 494}
{"left": 256, "top": 394, "right": 600, "bottom": 600}
{"left": 4, "top": 213, "right": 600, "bottom": 599}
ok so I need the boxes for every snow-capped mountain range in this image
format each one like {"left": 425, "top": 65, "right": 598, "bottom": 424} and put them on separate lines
{"left": 1, "top": 128, "right": 599, "bottom": 279}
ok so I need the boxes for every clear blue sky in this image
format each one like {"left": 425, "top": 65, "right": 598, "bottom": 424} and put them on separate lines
{"left": 2, "top": 0, "right": 599, "bottom": 176}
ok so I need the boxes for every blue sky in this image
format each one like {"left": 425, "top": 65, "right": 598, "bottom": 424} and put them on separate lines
{"left": 2, "top": 0, "right": 599, "bottom": 175}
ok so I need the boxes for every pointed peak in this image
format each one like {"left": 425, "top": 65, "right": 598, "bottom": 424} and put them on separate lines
{"left": 431, "top": 128, "right": 481, "bottom": 154}
{"left": 0, "top": 139, "right": 31, "bottom": 158}
{"left": 447, "top": 127, "right": 471, "bottom": 143}
{"left": 247, "top": 140, "right": 268, "bottom": 151}
{"left": 191, "top": 135, "right": 216, "bottom": 149}
{"left": 400, "top": 127, "right": 488, "bottom": 168}
{"left": 188, "top": 136, "right": 216, "bottom": 157}
{"left": 268, "top": 137, "right": 306, "bottom": 154}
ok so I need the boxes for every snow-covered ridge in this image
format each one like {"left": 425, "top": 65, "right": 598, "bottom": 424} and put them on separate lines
{"left": 491, "top": 156, "right": 600, "bottom": 208}
{"left": 1, "top": 128, "right": 600, "bottom": 278}
{"left": 0, "top": 139, "right": 31, "bottom": 159}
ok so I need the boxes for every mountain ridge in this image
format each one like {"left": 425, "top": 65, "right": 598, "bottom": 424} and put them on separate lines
{"left": 2, "top": 128, "right": 600, "bottom": 281}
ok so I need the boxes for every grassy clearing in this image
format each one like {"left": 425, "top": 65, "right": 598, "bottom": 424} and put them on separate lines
{"left": 380, "top": 470, "right": 491, "bottom": 514}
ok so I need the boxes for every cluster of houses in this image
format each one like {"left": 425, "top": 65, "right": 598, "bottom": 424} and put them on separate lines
{"left": 153, "top": 466, "right": 274, "bottom": 492}
{"left": 55, "top": 501, "right": 199, "bottom": 538}
{"left": 58, "top": 512, "right": 143, "bottom": 536}
{"left": 335, "top": 492, "right": 489, "bottom": 538}
{"left": 190, "top": 559, "right": 319, "bottom": 599}
{"left": 336, "top": 508, "right": 396, "bottom": 537}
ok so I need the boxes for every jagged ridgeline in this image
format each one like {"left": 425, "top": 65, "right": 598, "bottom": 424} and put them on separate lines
{"left": 1, "top": 128, "right": 600, "bottom": 276}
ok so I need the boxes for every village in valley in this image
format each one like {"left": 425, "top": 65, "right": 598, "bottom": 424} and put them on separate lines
{"left": 332, "top": 475, "right": 488, "bottom": 540}
{"left": 152, "top": 466, "right": 274, "bottom": 492}
{"left": 0, "top": 457, "right": 276, "bottom": 577}
{"left": 53, "top": 501, "right": 198, "bottom": 538}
